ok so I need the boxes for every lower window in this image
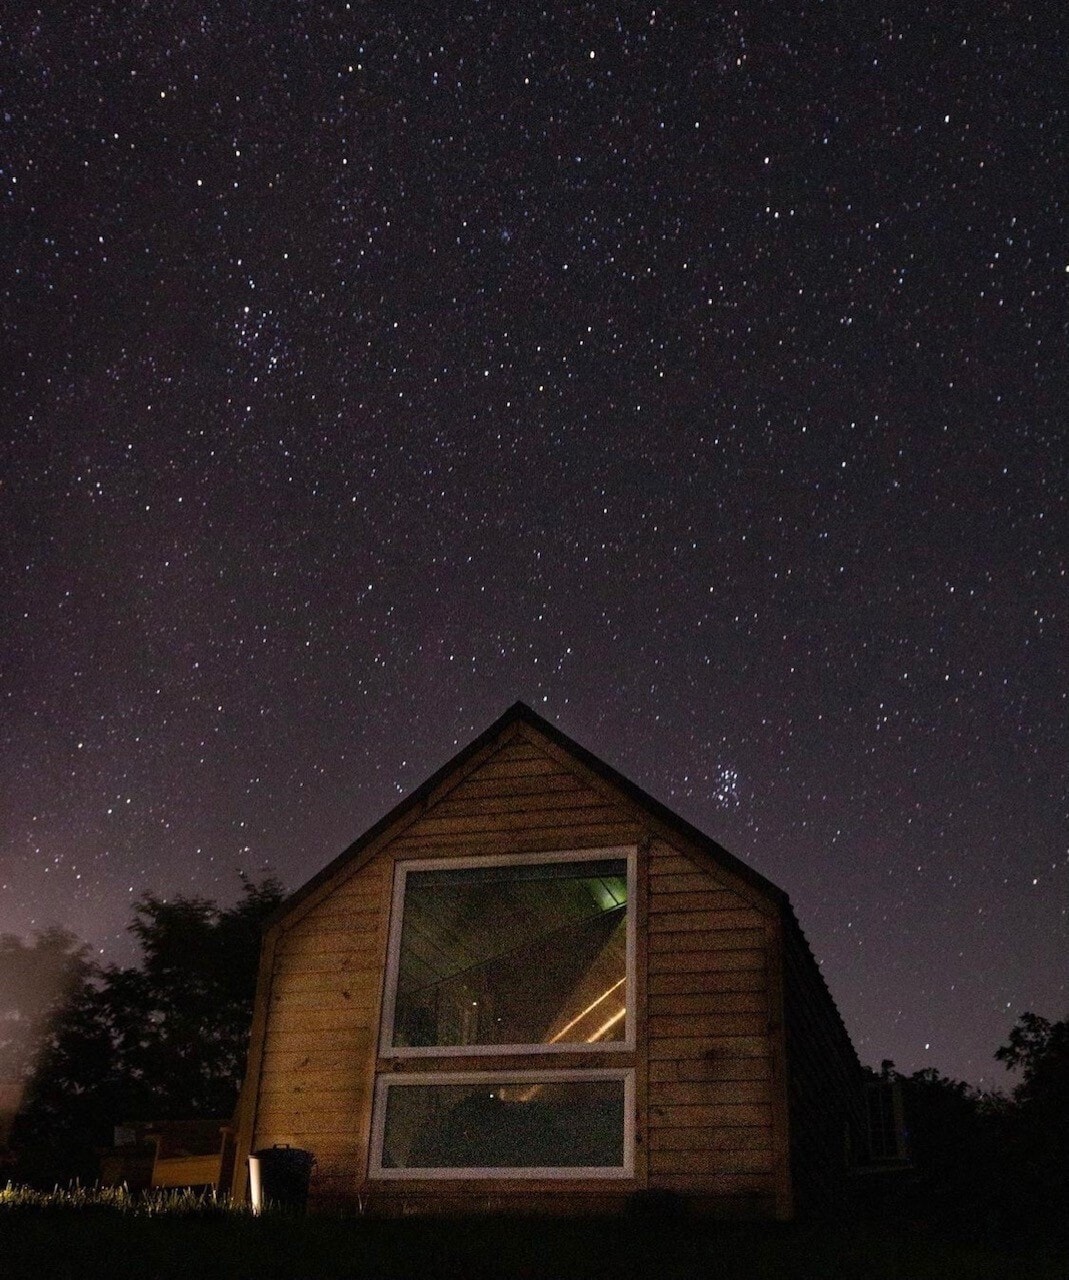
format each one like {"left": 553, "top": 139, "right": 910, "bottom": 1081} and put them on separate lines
{"left": 370, "top": 1070, "right": 634, "bottom": 1179}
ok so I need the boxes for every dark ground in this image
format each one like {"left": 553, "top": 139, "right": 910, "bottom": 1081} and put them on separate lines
{"left": 2, "top": 1209, "right": 1066, "bottom": 1280}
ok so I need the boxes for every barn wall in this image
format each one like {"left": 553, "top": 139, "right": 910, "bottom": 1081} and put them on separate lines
{"left": 644, "top": 838, "right": 782, "bottom": 1217}
{"left": 782, "top": 916, "right": 864, "bottom": 1212}
{"left": 242, "top": 729, "right": 792, "bottom": 1216}
{"left": 250, "top": 853, "right": 390, "bottom": 1206}
{"left": 247, "top": 733, "right": 646, "bottom": 1211}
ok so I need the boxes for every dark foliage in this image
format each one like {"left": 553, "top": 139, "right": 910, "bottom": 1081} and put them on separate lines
{"left": 862, "top": 1013, "right": 1069, "bottom": 1242}
{"left": 995, "top": 1011, "right": 1069, "bottom": 1111}
{"left": 896, "top": 1066, "right": 1004, "bottom": 1179}
{"left": 992, "top": 1012, "right": 1069, "bottom": 1234}
{"left": 10, "top": 876, "right": 283, "bottom": 1186}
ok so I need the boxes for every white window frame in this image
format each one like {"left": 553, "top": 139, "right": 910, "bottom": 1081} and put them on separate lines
{"left": 369, "top": 1068, "right": 636, "bottom": 1180}
{"left": 378, "top": 846, "right": 637, "bottom": 1058}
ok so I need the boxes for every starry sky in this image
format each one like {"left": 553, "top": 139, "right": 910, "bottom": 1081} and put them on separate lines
{"left": 2, "top": 4, "right": 1065, "bottom": 1088}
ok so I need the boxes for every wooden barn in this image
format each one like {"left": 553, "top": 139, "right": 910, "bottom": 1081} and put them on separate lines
{"left": 231, "top": 703, "right": 861, "bottom": 1218}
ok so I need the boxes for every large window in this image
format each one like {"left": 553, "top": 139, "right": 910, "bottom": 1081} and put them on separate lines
{"left": 379, "top": 849, "right": 636, "bottom": 1057}
{"left": 370, "top": 1071, "right": 634, "bottom": 1179}
{"left": 371, "top": 848, "right": 636, "bottom": 1180}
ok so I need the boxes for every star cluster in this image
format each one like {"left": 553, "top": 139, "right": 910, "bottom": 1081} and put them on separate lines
{"left": 2, "top": 4, "right": 1065, "bottom": 1086}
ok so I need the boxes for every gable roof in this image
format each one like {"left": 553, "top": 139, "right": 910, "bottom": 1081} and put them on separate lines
{"left": 262, "top": 701, "right": 861, "bottom": 1078}
{"left": 271, "top": 700, "right": 788, "bottom": 930}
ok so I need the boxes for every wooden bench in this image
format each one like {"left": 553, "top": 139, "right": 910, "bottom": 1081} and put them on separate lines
{"left": 148, "top": 1122, "right": 235, "bottom": 1191}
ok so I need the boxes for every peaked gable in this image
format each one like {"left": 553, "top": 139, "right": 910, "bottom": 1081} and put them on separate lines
{"left": 270, "top": 702, "right": 785, "bottom": 935}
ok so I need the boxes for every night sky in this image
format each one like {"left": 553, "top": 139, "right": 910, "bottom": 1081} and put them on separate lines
{"left": 3, "top": 5, "right": 1065, "bottom": 1089}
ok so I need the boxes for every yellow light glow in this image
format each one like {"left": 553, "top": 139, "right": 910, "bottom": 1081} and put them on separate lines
{"left": 548, "top": 977, "right": 626, "bottom": 1044}
{"left": 586, "top": 1006, "right": 626, "bottom": 1042}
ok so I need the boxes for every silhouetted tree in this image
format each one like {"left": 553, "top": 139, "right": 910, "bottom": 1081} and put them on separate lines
{"left": 995, "top": 1011, "right": 1069, "bottom": 1111}
{"left": 11, "top": 875, "right": 283, "bottom": 1185}
{"left": 994, "top": 1011, "right": 1069, "bottom": 1235}
{"left": 857, "top": 1059, "right": 1009, "bottom": 1240}
{"left": 865, "top": 1016, "right": 1069, "bottom": 1242}
{"left": 899, "top": 1066, "right": 999, "bottom": 1176}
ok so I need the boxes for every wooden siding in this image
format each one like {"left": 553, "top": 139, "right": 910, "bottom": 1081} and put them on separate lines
{"left": 245, "top": 732, "right": 648, "bottom": 1212}
{"left": 248, "top": 855, "right": 390, "bottom": 1199}
{"left": 644, "top": 839, "right": 781, "bottom": 1217}
{"left": 240, "top": 728, "right": 795, "bottom": 1218}
{"left": 782, "top": 915, "right": 864, "bottom": 1211}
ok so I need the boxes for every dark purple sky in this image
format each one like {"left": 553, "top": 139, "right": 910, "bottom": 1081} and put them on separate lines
{"left": 3, "top": 5, "right": 1065, "bottom": 1088}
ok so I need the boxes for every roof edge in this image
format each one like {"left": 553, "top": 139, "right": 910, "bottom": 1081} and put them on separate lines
{"left": 267, "top": 700, "right": 788, "bottom": 930}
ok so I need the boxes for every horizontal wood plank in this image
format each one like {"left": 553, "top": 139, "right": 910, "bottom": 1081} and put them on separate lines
{"left": 647, "top": 1057, "right": 771, "bottom": 1084}
{"left": 445, "top": 773, "right": 585, "bottom": 800}
{"left": 648, "top": 1149, "right": 773, "bottom": 1176}
{"left": 387, "top": 824, "right": 641, "bottom": 856}
{"left": 648, "top": 873, "right": 734, "bottom": 894}
{"left": 647, "top": 1172, "right": 774, "bottom": 1195}
{"left": 324, "top": 867, "right": 390, "bottom": 898}
{"left": 360, "top": 1184, "right": 637, "bottom": 1206}
{"left": 255, "top": 1100, "right": 361, "bottom": 1129}
{"left": 407, "top": 806, "right": 625, "bottom": 838}
{"left": 290, "top": 902, "right": 383, "bottom": 928}
{"left": 648, "top": 889, "right": 745, "bottom": 914}
{"left": 429, "top": 789, "right": 612, "bottom": 818}
{"left": 651, "top": 991, "right": 767, "bottom": 1016}
{"left": 262, "top": 1027, "right": 375, "bottom": 1058}
{"left": 462, "top": 755, "right": 573, "bottom": 780}
{"left": 648, "top": 851, "right": 706, "bottom": 876}
{"left": 648, "top": 929, "right": 768, "bottom": 954}
{"left": 647, "top": 1080, "right": 771, "bottom": 1106}
{"left": 649, "top": 910, "right": 764, "bottom": 935}
{"left": 259, "top": 1068, "right": 366, "bottom": 1097}
{"left": 275, "top": 929, "right": 382, "bottom": 961}
{"left": 268, "top": 967, "right": 384, "bottom": 997}
{"left": 265, "top": 1003, "right": 378, "bottom": 1034}
{"left": 649, "top": 1013, "right": 767, "bottom": 1039}
{"left": 261, "top": 1048, "right": 375, "bottom": 1075}
{"left": 647, "top": 968, "right": 766, "bottom": 995}
{"left": 268, "top": 989, "right": 379, "bottom": 1015}
{"left": 648, "top": 940, "right": 765, "bottom": 971}
{"left": 253, "top": 1129, "right": 363, "bottom": 1153}
{"left": 272, "top": 954, "right": 383, "bottom": 981}
{"left": 647, "top": 1126, "right": 772, "bottom": 1152}
{"left": 647, "top": 1103, "right": 772, "bottom": 1129}
{"left": 485, "top": 741, "right": 558, "bottom": 761}
{"left": 648, "top": 1035, "right": 770, "bottom": 1061}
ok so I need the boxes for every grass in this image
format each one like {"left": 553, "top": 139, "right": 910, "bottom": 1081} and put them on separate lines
{"left": 1, "top": 1183, "right": 232, "bottom": 1213}
{"left": 2, "top": 1185, "right": 1066, "bottom": 1279}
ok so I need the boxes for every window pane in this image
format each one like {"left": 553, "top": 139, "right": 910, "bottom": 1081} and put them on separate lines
{"left": 380, "top": 1078, "right": 626, "bottom": 1171}
{"left": 391, "top": 858, "right": 628, "bottom": 1049}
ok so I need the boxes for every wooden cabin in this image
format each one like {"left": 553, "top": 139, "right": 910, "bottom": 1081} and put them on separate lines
{"left": 232, "top": 703, "right": 861, "bottom": 1218}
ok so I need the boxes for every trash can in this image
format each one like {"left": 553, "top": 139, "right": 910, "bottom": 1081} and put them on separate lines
{"left": 249, "top": 1145, "right": 315, "bottom": 1212}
